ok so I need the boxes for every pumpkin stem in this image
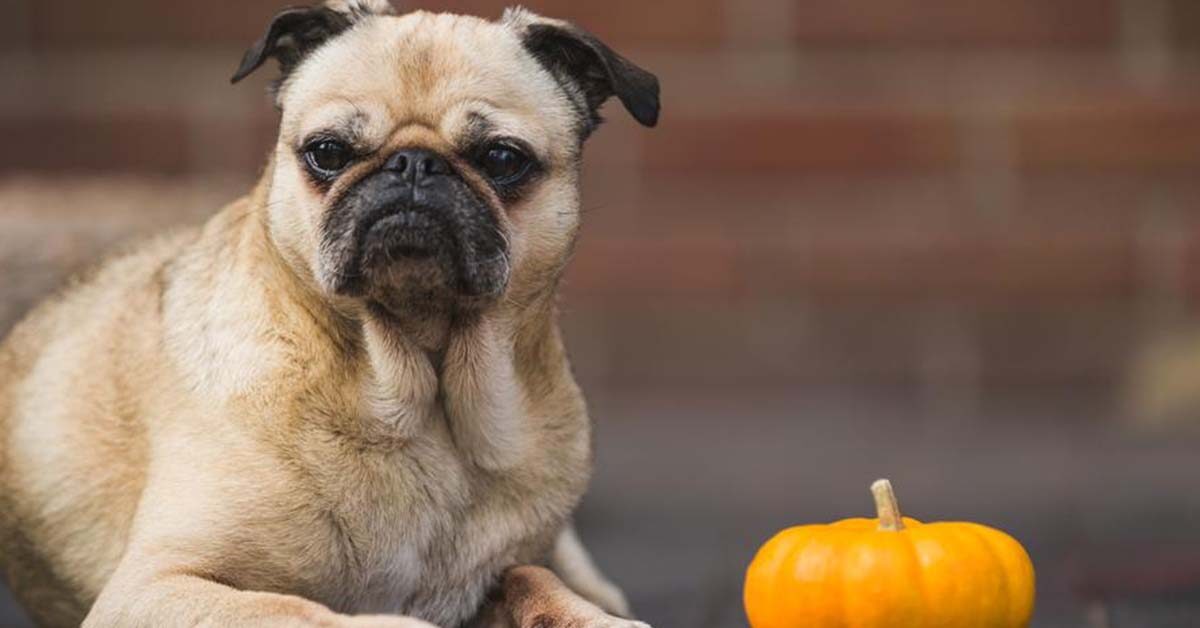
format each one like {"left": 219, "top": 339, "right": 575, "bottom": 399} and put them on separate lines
{"left": 871, "top": 479, "right": 905, "bottom": 531}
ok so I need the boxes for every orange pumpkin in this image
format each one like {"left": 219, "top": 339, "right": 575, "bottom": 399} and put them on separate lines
{"left": 744, "top": 479, "right": 1034, "bottom": 628}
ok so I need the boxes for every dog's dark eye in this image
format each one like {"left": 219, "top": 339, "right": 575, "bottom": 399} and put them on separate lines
{"left": 304, "top": 139, "right": 353, "bottom": 177}
{"left": 479, "top": 144, "right": 532, "bottom": 185}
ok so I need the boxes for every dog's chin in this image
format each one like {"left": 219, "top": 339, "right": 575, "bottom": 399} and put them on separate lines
{"left": 322, "top": 211, "right": 509, "bottom": 316}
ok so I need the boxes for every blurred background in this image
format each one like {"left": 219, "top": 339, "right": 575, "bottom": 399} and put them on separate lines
{"left": 2, "top": 0, "right": 1200, "bottom": 626}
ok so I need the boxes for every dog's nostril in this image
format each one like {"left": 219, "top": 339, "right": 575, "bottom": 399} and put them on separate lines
{"left": 421, "top": 155, "right": 451, "bottom": 176}
{"left": 384, "top": 153, "right": 409, "bottom": 174}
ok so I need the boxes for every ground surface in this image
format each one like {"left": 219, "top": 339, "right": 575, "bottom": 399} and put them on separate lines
{"left": 3, "top": 389, "right": 1199, "bottom": 627}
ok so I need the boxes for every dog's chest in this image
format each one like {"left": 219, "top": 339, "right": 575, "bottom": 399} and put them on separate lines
{"left": 307, "top": 424, "right": 584, "bottom": 626}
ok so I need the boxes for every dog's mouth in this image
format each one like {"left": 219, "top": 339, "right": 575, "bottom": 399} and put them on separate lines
{"left": 321, "top": 179, "right": 509, "bottom": 302}
{"left": 361, "top": 209, "right": 446, "bottom": 261}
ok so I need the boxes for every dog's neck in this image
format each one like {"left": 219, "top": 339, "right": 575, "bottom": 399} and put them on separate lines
{"left": 358, "top": 292, "right": 563, "bottom": 470}
{"left": 230, "top": 178, "right": 567, "bottom": 470}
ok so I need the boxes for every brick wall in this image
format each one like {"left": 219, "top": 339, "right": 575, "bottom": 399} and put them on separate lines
{"left": 2, "top": 0, "right": 1199, "bottom": 416}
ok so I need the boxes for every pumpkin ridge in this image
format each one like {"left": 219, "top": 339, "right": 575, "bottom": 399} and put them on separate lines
{"left": 971, "top": 526, "right": 1013, "bottom": 625}
{"left": 829, "top": 530, "right": 854, "bottom": 628}
{"left": 969, "top": 523, "right": 1034, "bottom": 626}
{"left": 796, "top": 526, "right": 840, "bottom": 625}
{"left": 746, "top": 527, "right": 805, "bottom": 627}
{"left": 781, "top": 529, "right": 812, "bottom": 626}
{"left": 897, "top": 528, "right": 930, "bottom": 626}
{"left": 953, "top": 523, "right": 1009, "bottom": 626}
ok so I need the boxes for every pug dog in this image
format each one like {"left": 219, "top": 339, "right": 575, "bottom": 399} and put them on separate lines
{"left": 0, "top": 1, "right": 659, "bottom": 626}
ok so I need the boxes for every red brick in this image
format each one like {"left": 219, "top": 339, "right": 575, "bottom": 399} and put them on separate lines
{"left": 568, "top": 302, "right": 1136, "bottom": 389}
{"left": 26, "top": 0, "right": 717, "bottom": 49}
{"left": 745, "top": 222, "right": 1136, "bottom": 304}
{"left": 587, "top": 175, "right": 968, "bottom": 240}
{"left": 1, "top": 0, "right": 31, "bottom": 51}
{"left": 187, "top": 110, "right": 281, "bottom": 177}
{"left": 562, "top": 201, "right": 1137, "bottom": 306}
{"left": 1181, "top": 222, "right": 1200, "bottom": 309}
{"left": 28, "top": 1, "right": 284, "bottom": 48}
{"left": 0, "top": 50, "right": 270, "bottom": 118}
{"left": 422, "top": 0, "right": 725, "bottom": 46}
{"left": 560, "top": 303, "right": 928, "bottom": 387}
{"left": 645, "top": 107, "right": 960, "bottom": 175}
{"left": 0, "top": 113, "right": 192, "bottom": 175}
{"left": 0, "top": 113, "right": 276, "bottom": 178}
{"left": 561, "top": 291, "right": 1136, "bottom": 392}
{"left": 1170, "top": 0, "right": 1200, "bottom": 48}
{"left": 629, "top": 174, "right": 1163, "bottom": 237}
{"left": 1016, "top": 175, "right": 1200, "bottom": 221}
{"left": 1015, "top": 98, "right": 1200, "bottom": 172}
{"left": 562, "top": 235, "right": 741, "bottom": 302}
{"left": 975, "top": 306, "right": 1136, "bottom": 386}
{"left": 793, "top": 0, "right": 1120, "bottom": 47}
{"left": 568, "top": 173, "right": 1167, "bottom": 306}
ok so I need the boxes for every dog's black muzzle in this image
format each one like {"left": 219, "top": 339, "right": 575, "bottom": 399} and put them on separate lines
{"left": 322, "top": 148, "right": 509, "bottom": 300}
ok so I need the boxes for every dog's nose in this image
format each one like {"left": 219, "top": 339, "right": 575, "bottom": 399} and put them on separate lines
{"left": 383, "top": 148, "right": 452, "bottom": 181}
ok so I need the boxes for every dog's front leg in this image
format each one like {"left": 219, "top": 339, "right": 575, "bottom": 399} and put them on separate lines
{"left": 85, "top": 563, "right": 438, "bottom": 628}
{"left": 499, "top": 566, "right": 650, "bottom": 628}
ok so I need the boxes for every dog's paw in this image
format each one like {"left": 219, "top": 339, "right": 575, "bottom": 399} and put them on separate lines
{"left": 588, "top": 619, "right": 650, "bottom": 628}
{"left": 342, "top": 615, "right": 441, "bottom": 628}
{"left": 524, "top": 609, "right": 651, "bottom": 628}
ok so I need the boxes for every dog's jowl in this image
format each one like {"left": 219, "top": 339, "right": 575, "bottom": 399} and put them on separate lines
{"left": 0, "top": 1, "right": 658, "bottom": 626}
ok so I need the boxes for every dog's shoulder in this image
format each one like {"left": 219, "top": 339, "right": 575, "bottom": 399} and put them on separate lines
{"left": 0, "top": 224, "right": 200, "bottom": 443}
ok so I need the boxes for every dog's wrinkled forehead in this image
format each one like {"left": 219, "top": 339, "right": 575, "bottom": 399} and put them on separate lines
{"left": 233, "top": 2, "right": 659, "bottom": 149}
{"left": 282, "top": 13, "right": 575, "bottom": 153}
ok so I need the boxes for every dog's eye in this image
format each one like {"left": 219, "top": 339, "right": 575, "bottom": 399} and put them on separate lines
{"left": 304, "top": 139, "right": 353, "bottom": 177}
{"left": 479, "top": 144, "right": 532, "bottom": 186}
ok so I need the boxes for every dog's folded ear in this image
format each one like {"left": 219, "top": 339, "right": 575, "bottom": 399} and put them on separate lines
{"left": 231, "top": 0, "right": 395, "bottom": 84}
{"left": 504, "top": 9, "right": 660, "bottom": 130}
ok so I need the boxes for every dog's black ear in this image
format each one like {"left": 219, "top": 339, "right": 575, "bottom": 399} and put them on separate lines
{"left": 231, "top": 7, "right": 350, "bottom": 84}
{"left": 231, "top": 1, "right": 394, "bottom": 84}
{"left": 507, "top": 9, "right": 660, "bottom": 130}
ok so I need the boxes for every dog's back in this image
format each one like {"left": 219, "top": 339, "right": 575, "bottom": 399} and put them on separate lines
{"left": 0, "top": 230, "right": 195, "bottom": 626}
